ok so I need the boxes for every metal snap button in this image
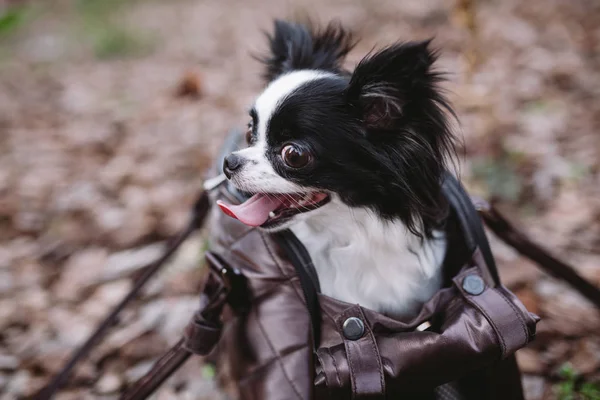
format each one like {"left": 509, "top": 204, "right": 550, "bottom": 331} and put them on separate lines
{"left": 342, "top": 317, "right": 365, "bottom": 340}
{"left": 462, "top": 274, "right": 485, "bottom": 295}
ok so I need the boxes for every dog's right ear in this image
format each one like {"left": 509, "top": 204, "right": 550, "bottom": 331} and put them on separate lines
{"left": 259, "top": 20, "right": 355, "bottom": 82}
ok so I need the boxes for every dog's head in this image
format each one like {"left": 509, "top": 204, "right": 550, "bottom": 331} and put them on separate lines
{"left": 218, "top": 20, "right": 456, "bottom": 235}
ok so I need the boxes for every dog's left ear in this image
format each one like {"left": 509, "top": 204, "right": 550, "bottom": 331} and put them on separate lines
{"left": 346, "top": 40, "right": 438, "bottom": 131}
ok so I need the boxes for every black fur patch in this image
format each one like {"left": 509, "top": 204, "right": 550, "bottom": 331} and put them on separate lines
{"left": 258, "top": 19, "right": 356, "bottom": 82}
{"left": 257, "top": 22, "right": 456, "bottom": 237}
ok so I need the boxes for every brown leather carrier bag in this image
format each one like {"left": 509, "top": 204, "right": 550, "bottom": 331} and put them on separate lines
{"left": 120, "top": 131, "right": 540, "bottom": 400}
{"left": 36, "top": 130, "right": 600, "bottom": 400}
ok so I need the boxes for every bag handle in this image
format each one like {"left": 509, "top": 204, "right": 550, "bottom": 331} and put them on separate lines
{"left": 120, "top": 253, "right": 245, "bottom": 400}
{"left": 442, "top": 172, "right": 500, "bottom": 284}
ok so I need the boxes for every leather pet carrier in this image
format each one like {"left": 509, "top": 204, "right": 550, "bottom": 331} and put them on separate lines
{"left": 38, "top": 130, "right": 600, "bottom": 400}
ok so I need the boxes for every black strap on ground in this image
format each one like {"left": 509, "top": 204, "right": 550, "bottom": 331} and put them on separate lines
{"left": 34, "top": 191, "right": 210, "bottom": 400}
{"left": 120, "top": 339, "right": 192, "bottom": 400}
{"left": 476, "top": 199, "right": 600, "bottom": 309}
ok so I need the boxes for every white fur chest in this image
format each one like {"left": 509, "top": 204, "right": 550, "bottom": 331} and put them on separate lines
{"left": 290, "top": 200, "right": 447, "bottom": 319}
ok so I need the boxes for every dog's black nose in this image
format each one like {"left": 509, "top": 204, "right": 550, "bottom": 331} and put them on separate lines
{"left": 223, "top": 153, "right": 244, "bottom": 179}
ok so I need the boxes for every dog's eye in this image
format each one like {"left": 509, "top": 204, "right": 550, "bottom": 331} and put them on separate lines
{"left": 245, "top": 122, "right": 254, "bottom": 145}
{"left": 281, "top": 144, "right": 310, "bottom": 168}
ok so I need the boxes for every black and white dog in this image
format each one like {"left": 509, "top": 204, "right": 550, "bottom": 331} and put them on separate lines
{"left": 217, "top": 20, "right": 456, "bottom": 319}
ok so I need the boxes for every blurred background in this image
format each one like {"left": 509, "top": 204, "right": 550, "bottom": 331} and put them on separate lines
{"left": 0, "top": 0, "right": 599, "bottom": 399}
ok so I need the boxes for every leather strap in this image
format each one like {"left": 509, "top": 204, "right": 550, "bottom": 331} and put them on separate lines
{"left": 120, "top": 339, "right": 192, "bottom": 400}
{"left": 454, "top": 267, "right": 534, "bottom": 359}
{"left": 120, "top": 255, "right": 238, "bottom": 400}
{"left": 442, "top": 173, "right": 500, "bottom": 285}
{"left": 182, "top": 261, "right": 231, "bottom": 355}
{"left": 274, "top": 231, "right": 322, "bottom": 347}
{"left": 336, "top": 306, "right": 385, "bottom": 399}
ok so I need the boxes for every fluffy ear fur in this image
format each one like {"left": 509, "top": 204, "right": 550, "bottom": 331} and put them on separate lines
{"left": 346, "top": 40, "right": 457, "bottom": 236}
{"left": 346, "top": 40, "right": 444, "bottom": 130}
{"left": 259, "top": 20, "right": 356, "bottom": 82}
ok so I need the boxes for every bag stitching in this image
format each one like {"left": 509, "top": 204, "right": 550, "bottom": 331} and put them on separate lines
{"left": 360, "top": 308, "right": 385, "bottom": 395}
{"left": 315, "top": 350, "right": 330, "bottom": 387}
{"left": 259, "top": 233, "right": 311, "bottom": 400}
{"left": 252, "top": 304, "right": 304, "bottom": 400}
{"left": 327, "top": 347, "right": 342, "bottom": 388}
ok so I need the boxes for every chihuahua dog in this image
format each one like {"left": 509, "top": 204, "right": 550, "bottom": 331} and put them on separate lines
{"left": 217, "top": 20, "right": 456, "bottom": 319}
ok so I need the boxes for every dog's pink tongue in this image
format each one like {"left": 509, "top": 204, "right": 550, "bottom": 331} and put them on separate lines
{"left": 216, "top": 194, "right": 283, "bottom": 227}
